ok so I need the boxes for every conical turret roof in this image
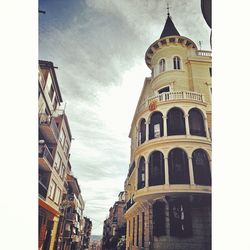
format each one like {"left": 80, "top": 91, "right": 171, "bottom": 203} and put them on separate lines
{"left": 160, "top": 14, "right": 180, "bottom": 38}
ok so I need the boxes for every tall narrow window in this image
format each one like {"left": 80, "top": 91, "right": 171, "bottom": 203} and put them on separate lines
{"left": 167, "top": 108, "right": 186, "bottom": 135}
{"left": 153, "top": 201, "right": 166, "bottom": 236}
{"left": 169, "top": 199, "right": 192, "bottom": 237}
{"left": 188, "top": 108, "right": 206, "bottom": 136}
{"left": 48, "top": 180, "right": 56, "bottom": 199}
{"left": 209, "top": 67, "right": 212, "bottom": 77}
{"left": 132, "top": 217, "right": 135, "bottom": 246}
{"left": 48, "top": 84, "right": 55, "bottom": 100}
{"left": 149, "top": 112, "right": 163, "bottom": 140}
{"left": 149, "top": 151, "right": 165, "bottom": 186}
{"left": 159, "top": 59, "right": 166, "bottom": 72}
{"left": 59, "top": 129, "right": 66, "bottom": 146}
{"left": 139, "top": 119, "right": 146, "bottom": 145}
{"left": 136, "top": 215, "right": 139, "bottom": 246}
{"left": 173, "top": 56, "right": 181, "bottom": 70}
{"left": 142, "top": 212, "right": 145, "bottom": 247}
{"left": 54, "top": 152, "right": 62, "bottom": 171}
{"left": 168, "top": 148, "right": 190, "bottom": 184}
{"left": 192, "top": 149, "right": 211, "bottom": 185}
{"left": 137, "top": 157, "right": 145, "bottom": 190}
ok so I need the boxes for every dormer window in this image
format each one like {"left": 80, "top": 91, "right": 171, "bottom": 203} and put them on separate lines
{"left": 173, "top": 56, "right": 181, "bottom": 70}
{"left": 159, "top": 59, "right": 166, "bottom": 73}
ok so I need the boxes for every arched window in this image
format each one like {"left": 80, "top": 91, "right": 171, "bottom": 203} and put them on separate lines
{"left": 139, "top": 119, "right": 146, "bottom": 145}
{"left": 137, "top": 157, "right": 145, "bottom": 190}
{"left": 159, "top": 59, "right": 166, "bottom": 72}
{"left": 153, "top": 201, "right": 166, "bottom": 236}
{"left": 167, "top": 108, "right": 186, "bottom": 135}
{"left": 149, "top": 151, "right": 165, "bottom": 186}
{"left": 188, "top": 108, "right": 206, "bottom": 136}
{"left": 149, "top": 112, "right": 163, "bottom": 140}
{"left": 168, "top": 148, "right": 190, "bottom": 184}
{"left": 173, "top": 56, "right": 181, "bottom": 70}
{"left": 192, "top": 149, "right": 211, "bottom": 185}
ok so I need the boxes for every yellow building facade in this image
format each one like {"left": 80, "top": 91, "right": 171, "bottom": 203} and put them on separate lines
{"left": 124, "top": 13, "right": 211, "bottom": 250}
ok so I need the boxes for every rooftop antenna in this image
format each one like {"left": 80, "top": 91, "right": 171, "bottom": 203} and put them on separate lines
{"left": 167, "top": 3, "right": 171, "bottom": 18}
{"left": 198, "top": 41, "right": 202, "bottom": 50}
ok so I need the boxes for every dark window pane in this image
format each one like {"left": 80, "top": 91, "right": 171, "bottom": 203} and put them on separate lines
{"left": 138, "top": 157, "right": 145, "bottom": 190}
{"left": 153, "top": 201, "right": 166, "bottom": 236}
{"left": 168, "top": 148, "right": 190, "bottom": 184}
{"left": 149, "top": 151, "right": 165, "bottom": 186}
{"left": 167, "top": 108, "right": 186, "bottom": 135}
{"left": 188, "top": 108, "right": 206, "bottom": 136}
{"left": 149, "top": 112, "right": 163, "bottom": 139}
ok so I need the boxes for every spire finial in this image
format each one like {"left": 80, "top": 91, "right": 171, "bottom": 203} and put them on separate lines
{"left": 167, "top": 3, "right": 170, "bottom": 17}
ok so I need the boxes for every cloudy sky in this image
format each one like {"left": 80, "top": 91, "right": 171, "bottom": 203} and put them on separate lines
{"left": 39, "top": 0, "right": 210, "bottom": 235}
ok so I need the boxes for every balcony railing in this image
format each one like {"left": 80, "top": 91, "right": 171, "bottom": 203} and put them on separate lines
{"left": 39, "top": 144, "right": 54, "bottom": 170}
{"left": 196, "top": 50, "right": 212, "bottom": 57}
{"left": 124, "top": 198, "right": 135, "bottom": 213}
{"left": 137, "top": 91, "right": 205, "bottom": 114}
{"left": 39, "top": 180, "right": 48, "bottom": 199}
{"left": 39, "top": 113, "right": 59, "bottom": 143}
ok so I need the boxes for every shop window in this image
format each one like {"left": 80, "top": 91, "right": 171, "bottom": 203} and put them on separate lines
{"left": 153, "top": 201, "right": 166, "bottom": 236}
{"left": 169, "top": 199, "right": 192, "bottom": 237}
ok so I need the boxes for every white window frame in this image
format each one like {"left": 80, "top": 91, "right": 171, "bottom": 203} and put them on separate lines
{"left": 173, "top": 56, "right": 181, "bottom": 70}
{"left": 54, "top": 152, "right": 62, "bottom": 171}
{"left": 54, "top": 186, "right": 61, "bottom": 204}
{"left": 59, "top": 129, "right": 66, "bottom": 146}
{"left": 48, "top": 180, "right": 56, "bottom": 199}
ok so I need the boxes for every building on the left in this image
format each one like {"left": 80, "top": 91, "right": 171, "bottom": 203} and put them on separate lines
{"left": 38, "top": 60, "right": 91, "bottom": 250}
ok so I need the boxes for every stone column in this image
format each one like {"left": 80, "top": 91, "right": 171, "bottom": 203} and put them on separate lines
{"left": 145, "top": 160, "right": 149, "bottom": 187}
{"left": 146, "top": 122, "right": 149, "bottom": 141}
{"left": 188, "top": 156, "right": 195, "bottom": 185}
{"left": 184, "top": 114, "right": 190, "bottom": 135}
{"left": 163, "top": 115, "right": 167, "bottom": 137}
{"left": 204, "top": 117, "right": 210, "bottom": 139}
{"left": 164, "top": 157, "right": 169, "bottom": 185}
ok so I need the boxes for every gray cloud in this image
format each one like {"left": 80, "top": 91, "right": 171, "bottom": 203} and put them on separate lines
{"left": 39, "top": 0, "right": 211, "bottom": 235}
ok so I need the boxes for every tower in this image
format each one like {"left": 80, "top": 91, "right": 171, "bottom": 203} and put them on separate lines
{"left": 124, "top": 10, "right": 211, "bottom": 250}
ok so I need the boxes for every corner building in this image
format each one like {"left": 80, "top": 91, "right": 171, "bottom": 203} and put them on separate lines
{"left": 124, "top": 13, "right": 211, "bottom": 250}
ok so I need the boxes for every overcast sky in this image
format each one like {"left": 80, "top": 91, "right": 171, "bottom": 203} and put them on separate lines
{"left": 39, "top": 0, "right": 210, "bottom": 235}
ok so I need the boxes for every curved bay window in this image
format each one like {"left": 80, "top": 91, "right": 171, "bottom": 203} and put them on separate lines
{"left": 173, "top": 56, "right": 181, "bottom": 70}
{"left": 167, "top": 108, "right": 186, "bottom": 135}
{"left": 137, "top": 157, "right": 145, "bottom": 190}
{"left": 168, "top": 148, "right": 190, "bottom": 184}
{"left": 149, "top": 112, "right": 163, "bottom": 140}
{"left": 169, "top": 198, "right": 192, "bottom": 237}
{"left": 153, "top": 201, "right": 166, "bottom": 236}
{"left": 149, "top": 151, "right": 165, "bottom": 186}
{"left": 188, "top": 108, "right": 206, "bottom": 136}
{"left": 159, "top": 59, "right": 166, "bottom": 73}
{"left": 192, "top": 149, "right": 211, "bottom": 185}
{"left": 138, "top": 119, "right": 146, "bottom": 145}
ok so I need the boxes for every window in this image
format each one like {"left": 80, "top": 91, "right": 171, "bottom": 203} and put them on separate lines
{"left": 158, "top": 86, "right": 170, "bottom": 94}
{"left": 59, "top": 129, "right": 66, "bottom": 146}
{"left": 149, "top": 112, "right": 163, "bottom": 140}
{"left": 188, "top": 108, "right": 206, "bottom": 136}
{"left": 136, "top": 215, "right": 139, "bottom": 246}
{"left": 54, "top": 186, "right": 61, "bottom": 204}
{"left": 141, "top": 212, "right": 145, "bottom": 247}
{"left": 48, "top": 84, "right": 55, "bottom": 100}
{"left": 159, "top": 59, "right": 166, "bottom": 72}
{"left": 53, "top": 97, "right": 58, "bottom": 110}
{"left": 48, "top": 180, "right": 56, "bottom": 199}
{"left": 54, "top": 152, "right": 62, "bottom": 171}
{"left": 173, "top": 56, "right": 181, "bottom": 70}
{"left": 167, "top": 108, "right": 186, "bottom": 135}
{"left": 168, "top": 148, "right": 190, "bottom": 184}
{"left": 64, "top": 140, "right": 70, "bottom": 156}
{"left": 59, "top": 163, "right": 65, "bottom": 179}
{"left": 137, "top": 157, "right": 145, "bottom": 190}
{"left": 169, "top": 199, "right": 192, "bottom": 237}
{"left": 153, "top": 201, "right": 166, "bottom": 236}
{"left": 209, "top": 67, "right": 212, "bottom": 77}
{"left": 149, "top": 151, "right": 165, "bottom": 186}
{"left": 192, "top": 149, "right": 211, "bottom": 185}
{"left": 132, "top": 217, "right": 135, "bottom": 245}
{"left": 139, "top": 119, "right": 146, "bottom": 145}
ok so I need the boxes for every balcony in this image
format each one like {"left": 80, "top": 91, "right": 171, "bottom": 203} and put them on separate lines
{"left": 39, "top": 113, "right": 59, "bottom": 144}
{"left": 39, "top": 180, "right": 48, "bottom": 199}
{"left": 196, "top": 50, "right": 212, "bottom": 57}
{"left": 137, "top": 91, "right": 205, "bottom": 114}
{"left": 39, "top": 144, "right": 54, "bottom": 171}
